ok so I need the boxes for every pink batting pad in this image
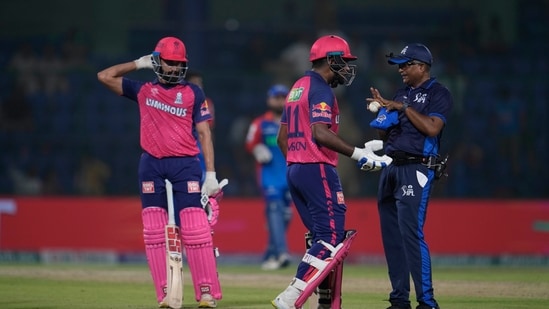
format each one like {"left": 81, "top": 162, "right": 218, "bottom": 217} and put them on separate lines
{"left": 294, "top": 230, "right": 357, "bottom": 309}
{"left": 180, "top": 207, "right": 222, "bottom": 301}
{"left": 142, "top": 207, "right": 168, "bottom": 303}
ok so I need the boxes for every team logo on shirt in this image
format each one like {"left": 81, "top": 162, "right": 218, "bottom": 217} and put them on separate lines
{"left": 336, "top": 191, "right": 345, "bottom": 204}
{"left": 312, "top": 102, "right": 331, "bottom": 118}
{"left": 174, "top": 92, "right": 183, "bottom": 104}
{"left": 187, "top": 181, "right": 200, "bottom": 193}
{"left": 142, "top": 181, "right": 155, "bottom": 193}
{"left": 413, "top": 93, "right": 427, "bottom": 104}
{"left": 200, "top": 100, "right": 211, "bottom": 116}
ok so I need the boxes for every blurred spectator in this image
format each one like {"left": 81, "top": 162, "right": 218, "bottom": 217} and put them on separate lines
{"left": 266, "top": 31, "right": 313, "bottom": 85}
{"left": 336, "top": 98, "right": 364, "bottom": 197}
{"left": 447, "top": 141, "right": 486, "bottom": 197}
{"left": 347, "top": 31, "right": 372, "bottom": 74}
{"left": 0, "top": 85, "right": 34, "bottom": 132}
{"left": 42, "top": 168, "right": 63, "bottom": 195}
{"left": 457, "top": 12, "right": 481, "bottom": 57}
{"left": 8, "top": 42, "right": 41, "bottom": 95}
{"left": 482, "top": 15, "right": 508, "bottom": 54}
{"left": 373, "top": 33, "right": 406, "bottom": 71}
{"left": 74, "top": 154, "right": 111, "bottom": 196}
{"left": 371, "top": 34, "right": 406, "bottom": 95}
{"left": 8, "top": 164, "right": 43, "bottom": 195}
{"left": 61, "top": 27, "right": 91, "bottom": 68}
{"left": 438, "top": 60, "right": 467, "bottom": 118}
{"left": 229, "top": 114, "right": 256, "bottom": 196}
{"left": 492, "top": 85, "right": 524, "bottom": 177}
{"left": 240, "top": 34, "right": 271, "bottom": 73}
{"left": 38, "top": 43, "right": 69, "bottom": 96}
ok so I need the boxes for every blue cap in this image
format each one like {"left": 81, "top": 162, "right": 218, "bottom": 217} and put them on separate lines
{"left": 387, "top": 43, "right": 433, "bottom": 65}
{"left": 267, "top": 84, "right": 289, "bottom": 97}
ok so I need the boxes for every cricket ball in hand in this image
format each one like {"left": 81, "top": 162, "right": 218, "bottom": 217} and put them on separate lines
{"left": 368, "top": 101, "right": 381, "bottom": 113}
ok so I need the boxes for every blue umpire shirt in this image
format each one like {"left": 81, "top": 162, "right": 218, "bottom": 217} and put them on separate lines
{"left": 384, "top": 77, "right": 453, "bottom": 157}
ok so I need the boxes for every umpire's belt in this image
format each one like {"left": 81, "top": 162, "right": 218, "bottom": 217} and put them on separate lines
{"left": 388, "top": 151, "right": 434, "bottom": 166}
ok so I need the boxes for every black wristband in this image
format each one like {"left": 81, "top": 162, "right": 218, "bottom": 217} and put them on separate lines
{"left": 401, "top": 102, "right": 409, "bottom": 112}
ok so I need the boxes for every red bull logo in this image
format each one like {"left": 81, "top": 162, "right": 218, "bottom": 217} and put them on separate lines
{"left": 200, "top": 100, "right": 211, "bottom": 116}
{"left": 312, "top": 102, "right": 332, "bottom": 118}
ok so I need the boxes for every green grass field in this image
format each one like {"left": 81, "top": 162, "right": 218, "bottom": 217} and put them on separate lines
{"left": 0, "top": 263, "right": 548, "bottom": 309}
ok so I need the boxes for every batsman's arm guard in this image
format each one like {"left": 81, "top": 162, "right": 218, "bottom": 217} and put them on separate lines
{"left": 293, "top": 230, "right": 357, "bottom": 309}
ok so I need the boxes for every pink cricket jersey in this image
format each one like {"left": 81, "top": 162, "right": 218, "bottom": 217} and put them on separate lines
{"left": 122, "top": 78, "right": 212, "bottom": 158}
{"left": 281, "top": 71, "right": 339, "bottom": 166}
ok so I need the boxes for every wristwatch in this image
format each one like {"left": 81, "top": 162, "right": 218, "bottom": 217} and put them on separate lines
{"left": 401, "top": 102, "right": 409, "bottom": 112}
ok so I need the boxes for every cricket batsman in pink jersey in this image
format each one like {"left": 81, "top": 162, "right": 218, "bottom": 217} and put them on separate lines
{"left": 97, "top": 36, "right": 222, "bottom": 308}
{"left": 272, "top": 35, "right": 392, "bottom": 309}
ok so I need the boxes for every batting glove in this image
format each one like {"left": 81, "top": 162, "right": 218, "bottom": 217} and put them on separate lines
{"left": 201, "top": 179, "right": 228, "bottom": 226}
{"left": 252, "top": 144, "right": 272, "bottom": 163}
{"left": 358, "top": 155, "right": 391, "bottom": 171}
{"left": 134, "top": 54, "right": 153, "bottom": 70}
{"left": 352, "top": 140, "right": 393, "bottom": 172}
{"left": 201, "top": 171, "right": 220, "bottom": 196}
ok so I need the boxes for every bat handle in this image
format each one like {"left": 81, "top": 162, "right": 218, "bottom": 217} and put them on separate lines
{"left": 219, "top": 178, "right": 228, "bottom": 189}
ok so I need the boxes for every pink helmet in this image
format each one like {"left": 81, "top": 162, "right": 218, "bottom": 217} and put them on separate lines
{"left": 154, "top": 36, "right": 187, "bottom": 62}
{"left": 152, "top": 37, "right": 188, "bottom": 83}
{"left": 309, "top": 35, "right": 357, "bottom": 62}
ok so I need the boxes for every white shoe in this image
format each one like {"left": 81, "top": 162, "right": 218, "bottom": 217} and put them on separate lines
{"left": 198, "top": 293, "right": 217, "bottom": 308}
{"left": 262, "top": 257, "right": 281, "bottom": 270}
{"left": 271, "top": 285, "right": 301, "bottom": 309}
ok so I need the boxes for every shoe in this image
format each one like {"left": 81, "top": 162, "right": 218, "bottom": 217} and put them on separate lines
{"left": 416, "top": 303, "right": 439, "bottom": 309}
{"left": 278, "top": 253, "right": 291, "bottom": 268}
{"left": 271, "top": 285, "right": 300, "bottom": 309}
{"left": 387, "top": 304, "right": 412, "bottom": 309}
{"left": 158, "top": 301, "right": 170, "bottom": 308}
{"left": 262, "top": 257, "right": 281, "bottom": 270}
{"left": 271, "top": 298, "right": 293, "bottom": 309}
{"left": 198, "top": 293, "right": 217, "bottom": 308}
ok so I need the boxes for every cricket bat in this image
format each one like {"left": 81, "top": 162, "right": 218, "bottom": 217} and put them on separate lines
{"left": 165, "top": 179, "right": 183, "bottom": 309}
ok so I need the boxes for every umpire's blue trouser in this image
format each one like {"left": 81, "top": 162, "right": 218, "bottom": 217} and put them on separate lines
{"left": 378, "top": 163, "right": 439, "bottom": 308}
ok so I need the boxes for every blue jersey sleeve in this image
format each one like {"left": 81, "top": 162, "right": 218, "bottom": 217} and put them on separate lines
{"left": 190, "top": 84, "right": 211, "bottom": 124}
{"left": 428, "top": 84, "right": 453, "bottom": 124}
{"left": 121, "top": 78, "right": 145, "bottom": 102}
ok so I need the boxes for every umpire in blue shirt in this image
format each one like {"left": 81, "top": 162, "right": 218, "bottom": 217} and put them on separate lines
{"left": 366, "top": 43, "right": 453, "bottom": 309}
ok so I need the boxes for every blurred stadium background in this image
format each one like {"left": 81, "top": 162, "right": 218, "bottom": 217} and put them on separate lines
{"left": 0, "top": 0, "right": 547, "bottom": 198}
